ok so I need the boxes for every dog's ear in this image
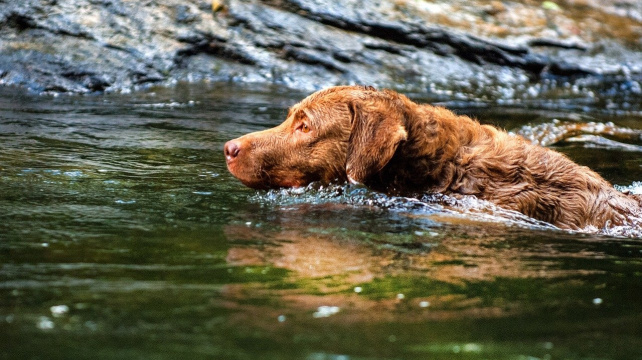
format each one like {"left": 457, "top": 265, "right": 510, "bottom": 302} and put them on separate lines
{"left": 346, "top": 97, "right": 407, "bottom": 184}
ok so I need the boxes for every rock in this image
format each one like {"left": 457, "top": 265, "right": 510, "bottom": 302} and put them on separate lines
{"left": 0, "top": 0, "right": 641, "bottom": 110}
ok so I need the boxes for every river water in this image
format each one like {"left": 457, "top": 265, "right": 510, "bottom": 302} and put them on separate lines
{"left": 1, "top": 83, "right": 642, "bottom": 359}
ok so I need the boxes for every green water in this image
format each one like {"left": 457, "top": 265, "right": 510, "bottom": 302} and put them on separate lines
{"left": 1, "top": 83, "right": 642, "bottom": 359}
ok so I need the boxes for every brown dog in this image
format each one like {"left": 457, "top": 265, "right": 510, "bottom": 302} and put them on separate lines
{"left": 225, "top": 85, "right": 641, "bottom": 230}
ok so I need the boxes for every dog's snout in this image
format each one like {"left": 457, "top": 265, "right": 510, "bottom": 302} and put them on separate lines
{"left": 224, "top": 140, "right": 241, "bottom": 161}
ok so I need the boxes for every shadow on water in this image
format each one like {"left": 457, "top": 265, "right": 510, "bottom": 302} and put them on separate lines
{"left": 1, "top": 83, "right": 642, "bottom": 359}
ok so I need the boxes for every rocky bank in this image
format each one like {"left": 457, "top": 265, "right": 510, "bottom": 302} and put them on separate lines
{"left": 0, "top": 0, "right": 641, "bottom": 109}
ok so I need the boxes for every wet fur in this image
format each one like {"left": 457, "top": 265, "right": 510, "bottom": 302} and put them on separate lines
{"left": 225, "top": 86, "right": 641, "bottom": 230}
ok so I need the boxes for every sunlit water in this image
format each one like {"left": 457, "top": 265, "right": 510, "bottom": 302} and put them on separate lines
{"left": 1, "top": 83, "right": 642, "bottom": 360}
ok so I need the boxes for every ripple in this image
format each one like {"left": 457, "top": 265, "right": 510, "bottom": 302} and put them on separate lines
{"left": 135, "top": 101, "right": 198, "bottom": 108}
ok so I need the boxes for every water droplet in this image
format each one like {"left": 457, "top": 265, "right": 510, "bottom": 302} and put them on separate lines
{"left": 37, "top": 316, "right": 54, "bottom": 330}
{"left": 313, "top": 306, "right": 340, "bottom": 318}
{"left": 463, "top": 343, "right": 483, "bottom": 353}
{"left": 388, "top": 335, "right": 397, "bottom": 342}
{"left": 277, "top": 315, "right": 286, "bottom": 322}
{"left": 593, "top": 298, "right": 603, "bottom": 305}
{"left": 50, "top": 305, "right": 69, "bottom": 317}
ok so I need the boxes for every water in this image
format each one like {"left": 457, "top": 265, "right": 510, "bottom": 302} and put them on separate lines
{"left": 1, "top": 83, "right": 642, "bottom": 359}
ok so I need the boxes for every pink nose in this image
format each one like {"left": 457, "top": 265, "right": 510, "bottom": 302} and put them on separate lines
{"left": 224, "top": 140, "right": 240, "bottom": 162}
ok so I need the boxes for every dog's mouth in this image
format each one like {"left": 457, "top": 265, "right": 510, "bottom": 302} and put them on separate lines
{"left": 226, "top": 161, "right": 268, "bottom": 189}
{"left": 226, "top": 159, "right": 317, "bottom": 190}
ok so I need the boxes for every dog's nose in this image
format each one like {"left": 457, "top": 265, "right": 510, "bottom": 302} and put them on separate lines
{"left": 224, "top": 140, "right": 241, "bottom": 161}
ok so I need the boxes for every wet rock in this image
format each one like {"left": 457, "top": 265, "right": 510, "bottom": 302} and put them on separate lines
{"left": 0, "top": 0, "right": 640, "bottom": 110}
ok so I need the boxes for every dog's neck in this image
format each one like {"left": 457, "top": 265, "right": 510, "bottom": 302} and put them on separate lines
{"left": 373, "top": 105, "right": 499, "bottom": 195}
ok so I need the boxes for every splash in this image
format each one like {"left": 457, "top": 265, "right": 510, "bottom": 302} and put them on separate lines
{"left": 252, "top": 183, "right": 554, "bottom": 230}
{"left": 512, "top": 119, "right": 642, "bottom": 148}
{"left": 615, "top": 181, "right": 642, "bottom": 195}
{"left": 252, "top": 182, "right": 642, "bottom": 238}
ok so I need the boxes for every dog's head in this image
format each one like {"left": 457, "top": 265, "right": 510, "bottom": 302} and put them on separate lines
{"left": 224, "top": 86, "right": 409, "bottom": 189}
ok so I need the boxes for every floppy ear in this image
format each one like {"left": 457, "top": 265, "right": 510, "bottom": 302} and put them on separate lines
{"left": 345, "top": 98, "right": 408, "bottom": 184}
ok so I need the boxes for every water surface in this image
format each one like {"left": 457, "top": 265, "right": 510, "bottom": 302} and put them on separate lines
{"left": 1, "top": 83, "right": 642, "bottom": 359}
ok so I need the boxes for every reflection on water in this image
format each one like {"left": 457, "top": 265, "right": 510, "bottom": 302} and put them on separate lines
{"left": 1, "top": 83, "right": 642, "bottom": 359}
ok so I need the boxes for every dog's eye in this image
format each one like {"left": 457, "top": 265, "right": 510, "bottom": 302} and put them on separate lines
{"left": 299, "top": 123, "right": 310, "bottom": 133}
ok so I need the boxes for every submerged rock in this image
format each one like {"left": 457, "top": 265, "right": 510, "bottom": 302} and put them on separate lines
{"left": 0, "top": 0, "right": 641, "bottom": 110}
